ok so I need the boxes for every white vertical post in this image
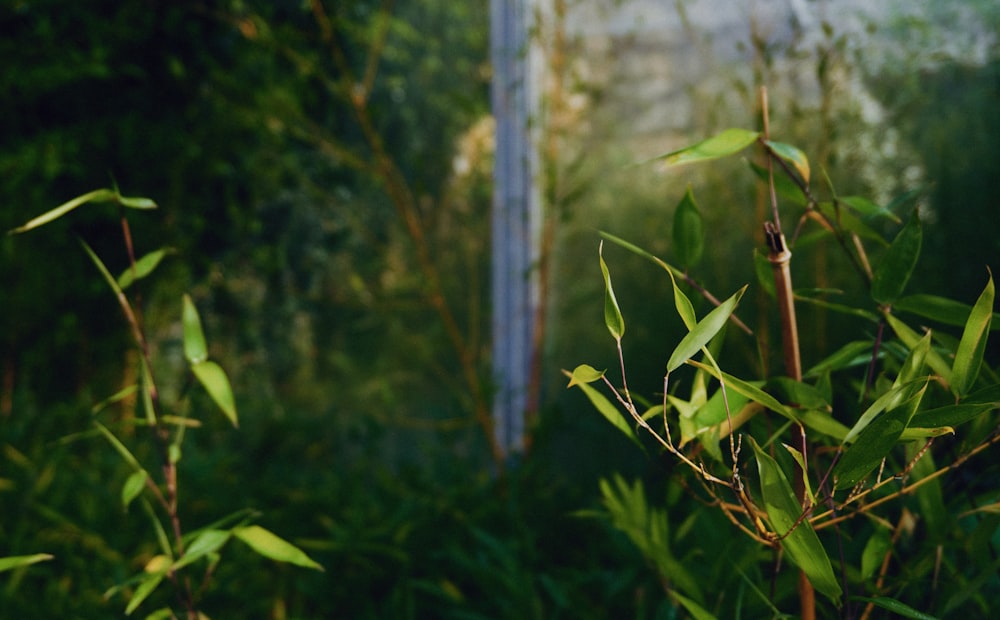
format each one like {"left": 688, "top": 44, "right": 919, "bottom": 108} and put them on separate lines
{"left": 490, "top": 0, "right": 541, "bottom": 460}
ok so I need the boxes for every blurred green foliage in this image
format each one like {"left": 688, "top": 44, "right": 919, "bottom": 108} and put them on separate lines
{"left": 2, "top": 0, "right": 1000, "bottom": 617}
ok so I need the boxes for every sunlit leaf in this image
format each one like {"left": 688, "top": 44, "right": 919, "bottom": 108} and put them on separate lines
{"left": 872, "top": 210, "right": 922, "bottom": 304}
{"left": 899, "top": 426, "right": 954, "bottom": 440}
{"left": 7, "top": 189, "right": 116, "bottom": 234}
{"left": 191, "top": 361, "right": 238, "bottom": 427}
{"left": 565, "top": 364, "right": 605, "bottom": 387}
{"left": 117, "top": 248, "right": 173, "bottom": 290}
{"left": 182, "top": 294, "right": 208, "bottom": 365}
{"left": 843, "top": 379, "right": 927, "bottom": 445}
{"left": 654, "top": 128, "right": 761, "bottom": 167}
{"left": 952, "top": 271, "right": 994, "bottom": 397}
{"left": 849, "top": 596, "right": 940, "bottom": 620}
{"left": 563, "top": 369, "right": 639, "bottom": 445}
{"left": 834, "top": 383, "right": 927, "bottom": 490}
{"left": 667, "top": 286, "right": 746, "bottom": 373}
{"left": 749, "top": 437, "right": 841, "bottom": 601}
{"left": 0, "top": 554, "right": 54, "bottom": 573}
{"left": 673, "top": 187, "right": 704, "bottom": 268}
{"left": 894, "top": 331, "right": 931, "bottom": 388}
{"left": 234, "top": 525, "right": 324, "bottom": 571}
{"left": 764, "top": 139, "right": 810, "bottom": 184}
{"left": 599, "top": 242, "right": 625, "bottom": 341}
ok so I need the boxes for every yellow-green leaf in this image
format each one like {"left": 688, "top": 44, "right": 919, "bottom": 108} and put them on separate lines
{"left": 234, "top": 525, "right": 324, "bottom": 571}
{"left": 655, "top": 128, "right": 761, "bottom": 167}
{"left": 599, "top": 242, "right": 625, "bottom": 341}
{"left": 764, "top": 139, "right": 810, "bottom": 184}
{"left": 952, "top": 271, "right": 994, "bottom": 397}
{"left": 182, "top": 295, "right": 208, "bottom": 365}
{"left": 191, "top": 361, "right": 238, "bottom": 427}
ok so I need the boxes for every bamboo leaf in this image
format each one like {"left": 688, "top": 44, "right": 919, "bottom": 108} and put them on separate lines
{"left": 764, "top": 139, "right": 810, "bottom": 184}
{"left": 599, "top": 242, "right": 625, "bottom": 341}
{"left": 171, "top": 529, "right": 230, "bottom": 571}
{"left": 894, "top": 294, "right": 1000, "bottom": 330}
{"left": 234, "top": 525, "right": 324, "bottom": 571}
{"left": 0, "top": 554, "right": 54, "bottom": 573}
{"left": 670, "top": 591, "right": 718, "bottom": 620}
{"left": 121, "top": 470, "right": 148, "bottom": 510}
{"left": 7, "top": 189, "right": 116, "bottom": 234}
{"left": 839, "top": 196, "right": 901, "bottom": 223}
{"left": 117, "top": 248, "right": 173, "bottom": 290}
{"left": 843, "top": 379, "right": 927, "bottom": 445}
{"left": 834, "top": 383, "right": 927, "bottom": 490}
{"left": 564, "top": 368, "right": 639, "bottom": 445}
{"left": 673, "top": 187, "right": 704, "bottom": 268}
{"left": 910, "top": 403, "right": 996, "bottom": 428}
{"left": 872, "top": 210, "right": 922, "bottom": 304}
{"left": 565, "top": 364, "right": 606, "bottom": 387}
{"left": 749, "top": 437, "right": 842, "bottom": 601}
{"left": 191, "top": 361, "right": 238, "bottom": 428}
{"left": 804, "top": 340, "right": 875, "bottom": 378}
{"left": 182, "top": 294, "right": 208, "bottom": 365}
{"left": 749, "top": 161, "right": 807, "bottom": 205}
{"left": 952, "top": 271, "right": 994, "bottom": 397}
{"left": 124, "top": 572, "right": 164, "bottom": 616}
{"left": 667, "top": 286, "right": 746, "bottom": 373}
{"left": 885, "top": 313, "right": 953, "bottom": 385}
{"left": 653, "top": 128, "right": 760, "bottom": 166}
{"left": 849, "top": 597, "right": 940, "bottom": 620}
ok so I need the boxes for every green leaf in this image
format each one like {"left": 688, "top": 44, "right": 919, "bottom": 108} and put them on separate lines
{"left": 860, "top": 529, "right": 891, "bottom": 580}
{"left": 599, "top": 231, "right": 681, "bottom": 277}
{"left": 667, "top": 286, "right": 747, "bottom": 373}
{"left": 182, "top": 294, "right": 208, "bottom": 365}
{"left": 654, "top": 128, "right": 761, "bottom": 166}
{"left": 171, "top": 529, "right": 230, "bottom": 571}
{"left": 843, "top": 379, "right": 927, "bottom": 445}
{"left": 894, "top": 331, "right": 932, "bottom": 388}
{"left": 0, "top": 554, "right": 54, "bottom": 573}
{"left": 599, "top": 242, "right": 625, "bottom": 341}
{"left": 764, "top": 139, "right": 810, "bottom": 184}
{"left": 872, "top": 210, "right": 922, "bottom": 304}
{"left": 910, "top": 403, "right": 996, "bottom": 428}
{"left": 191, "top": 361, "right": 238, "bottom": 427}
{"left": 234, "top": 525, "right": 324, "bottom": 571}
{"left": 885, "top": 314, "right": 953, "bottom": 385}
{"left": 839, "top": 196, "right": 901, "bottom": 223}
{"left": 749, "top": 437, "right": 842, "bottom": 602}
{"left": 894, "top": 294, "right": 1000, "bottom": 330}
{"left": 7, "top": 189, "right": 116, "bottom": 234}
{"left": 849, "top": 596, "right": 940, "bottom": 620}
{"left": 754, "top": 249, "right": 776, "bottom": 298}
{"left": 666, "top": 268, "right": 697, "bottom": 329}
{"left": 687, "top": 361, "right": 790, "bottom": 418}
{"left": 117, "top": 194, "right": 158, "bottom": 210}
{"left": 804, "top": 340, "right": 875, "bottom": 378}
{"left": 834, "top": 383, "right": 927, "bottom": 490}
{"left": 565, "top": 364, "right": 606, "bottom": 387}
{"left": 93, "top": 422, "right": 144, "bottom": 471}
{"left": 952, "top": 271, "right": 994, "bottom": 397}
{"left": 117, "top": 248, "right": 172, "bottom": 290}
{"left": 672, "top": 187, "right": 704, "bottom": 268}
{"left": 670, "top": 591, "right": 718, "bottom": 620}
{"left": 815, "top": 201, "right": 889, "bottom": 247}
{"left": 124, "top": 572, "right": 164, "bottom": 616}
{"left": 563, "top": 368, "right": 640, "bottom": 445}
{"left": 122, "top": 470, "right": 148, "bottom": 509}
{"left": 748, "top": 161, "right": 807, "bottom": 206}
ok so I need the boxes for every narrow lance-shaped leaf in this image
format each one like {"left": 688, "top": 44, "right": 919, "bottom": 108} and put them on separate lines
{"left": 117, "top": 248, "right": 173, "bottom": 290}
{"left": 834, "top": 383, "right": 927, "bottom": 490}
{"left": 653, "top": 128, "right": 761, "bottom": 167}
{"left": 7, "top": 189, "right": 116, "bottom": 234}
{"left": 599, "top": 242, "right": 625, "bottom": 341}
{"left": 182, "top": 294, "right": 208, "bottom": 364}
{"left": 667, "top": 286, "right": 747, "bottom": 373}
{"left": 872, "top": 210, "right": 922, "bottom": 304}
{"left": 191, "top": 361, "right": 238, "bottom": 428}
{"left": 749, "top": 437, "right": 842, "bottom": 601}
{"left": 0, "top": 554, "right": 54, "bottom": 573}
{"left": 884, "top": 313, "right": 953, "bottom": 384}
{"left": 951, "top": 270, "right": 994, "bottom": 398}
{"left": 563, "top": 367, "right": 640, "bottom": 445}
{"left": 894, "top": 294, "right": 1000, "bottom": 330}
{"left": 234, "top": 525, "right": 324, "bottom": 571}
{"left": 673, "top": 186, "right": 704, "bottom": 268}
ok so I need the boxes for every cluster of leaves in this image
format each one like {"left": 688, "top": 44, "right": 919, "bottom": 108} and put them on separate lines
{"left": 4, "top": 191, "right": 323, "bottom": 618}
{"left": 568, "top": 126, "right": 1000, "bottom": 617}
